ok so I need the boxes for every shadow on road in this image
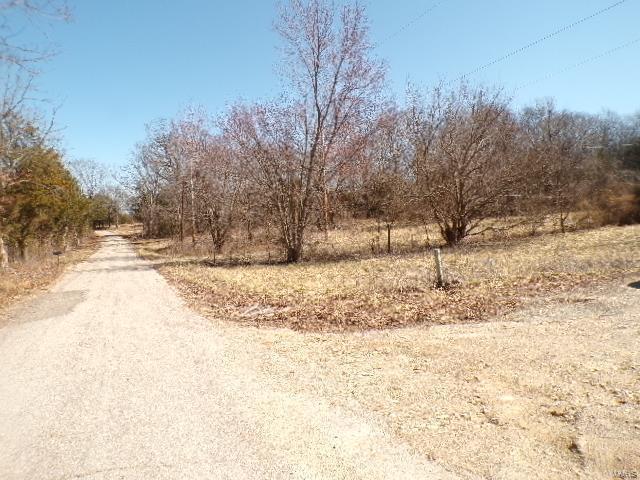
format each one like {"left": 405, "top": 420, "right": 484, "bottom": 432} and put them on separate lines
{"left": 82, "top": 264, "right": 152, "bottom": 273}
{"left": 1, "top": 290, "right": 87, "bottom": 328}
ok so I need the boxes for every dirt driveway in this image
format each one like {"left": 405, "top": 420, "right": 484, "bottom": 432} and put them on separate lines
{"left": 0, "top": 232, "right": 638, "bottom": 479}
{"left": 0, "top": 233, "right": 462, "bottom": 480}
{"left": 234, "top": 280, "right": 639, "bottom": 479}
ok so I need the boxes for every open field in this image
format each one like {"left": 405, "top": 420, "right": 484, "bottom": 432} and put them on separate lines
{"left": 0, "top": 236, "right": 99, "bottom": 311}
{"left": 133, "top": 223, "right": 640, "bottom": 331}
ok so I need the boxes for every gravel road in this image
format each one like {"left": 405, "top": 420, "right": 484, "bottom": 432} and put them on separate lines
{"left": 0, "top": 233, "right": 461, "bottom": 480}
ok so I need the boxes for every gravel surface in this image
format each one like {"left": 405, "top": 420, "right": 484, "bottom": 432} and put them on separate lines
{"left": 0, "top": 233, "right": 461, "bottom": 480}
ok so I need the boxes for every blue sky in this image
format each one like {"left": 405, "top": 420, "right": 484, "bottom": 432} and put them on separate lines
{"left": 14, "top": 0, "right": 640, "bottom": 168}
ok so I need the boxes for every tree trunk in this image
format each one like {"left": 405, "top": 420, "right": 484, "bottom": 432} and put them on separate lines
{"left": 286, "top": 245, "right": 302, "bottom": 263}
{"left": 17, "top": 239, "right": 27, "bottom": 262}
{"left": 209, "top": 229, "right": 223, "bottom": 253}
{"left": 146, "top": 202, "right": 155, "bottom": 238}
{"left": 386, "top": 223, "right": 392, "bottom": 253}
{"left": 180, "top": 182, "right": 184, "bottom": 243}
{"left": 207, "top": 211, "right": 224, "bottom": 254}
{"left": 285, "top": 233, "right": 304, "bottom": 263}
{"left": 62, "top": 225, "right": 69, "bottom": 252}
{"left": 322, "top": 180, "right": 330, "bottom": 240}
{"left": 0, "top": 235, "right": 8, "bottom": 270}
{"left": 320, "top": 132, "right": 329, "bottom": 239}
{"left": 559, "top": 212, "right": 567, "bottom": 234}
{"left": 179, "top": 183, "right": 185, "bottom": 243}
{"left": 246, "top": 219, "right": 253, "bottom": 241}
{"left": 442, "top": 220, "right": 467, "bottom": 246}
{"left": 189, "top": 159, "right": 197, "bottom": 246}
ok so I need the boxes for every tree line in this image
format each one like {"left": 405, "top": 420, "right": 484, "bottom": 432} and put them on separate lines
{"left": 126, "top": 0, "right": 639, "bottom": 263}
{"left": 0, "top": 82, "right": 128, "bottom": 267}
{"left": 0, "top": 0, "right": 125, "bottom": 268}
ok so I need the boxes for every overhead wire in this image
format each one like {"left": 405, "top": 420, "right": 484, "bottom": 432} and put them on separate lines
{"left": 514, "top": 35, "right": 640, "bottom": 91}
{"left": 365, "top": 1, "right": 636, "bottom": 93}
{"left": 377, "top": 0, "right": 449, "bottom": 46}
{"left": 453, "top": 0, "right": 628, "bottom": 82}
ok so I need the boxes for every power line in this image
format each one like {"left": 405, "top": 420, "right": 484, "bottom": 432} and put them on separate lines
{"left": 454, "top": 0, "right": 628, "bottom": 82}
{"left": 514, "top": 35, "right": 640, "bottom": 91}
{"left": 377, "top": 0, "right": 449, "bottom": 46}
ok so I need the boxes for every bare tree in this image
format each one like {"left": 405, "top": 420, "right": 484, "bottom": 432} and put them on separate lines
{"left": 68, "top": 158, "right": 107, "bottom": 198}
{"left": 197, "top": 136, "right": 244, "bottom": 256}
{"left": 410, "top": 84, "right": 524, "bottom": 245}
{"left": 279, "top": 0, "right": 384, "bottom": 236}
{"left": 127, "top": 118, "right": 200, "bottom": 241}
{"left": 356, "top": 109, "right": 410, "bottom": 252}
{"left": 169, "top": 110, "right": 212, "bottom": 246}
{"left": 224, "top": 102, "right": 301, "bottom": 261}
{"left": 0, "top": 0, "right": 70, "bottom": 70}
{"left": 520, "top": 99, "right": 597, "bottom": 232}
{"left": 126, "top": 108, "right": 247, "bottom": 250}
{"left": 127, "top": 125, "right": 172, "bottom": 238}
{"left": 227, "top": 0, "right": 384, "bottom": 262}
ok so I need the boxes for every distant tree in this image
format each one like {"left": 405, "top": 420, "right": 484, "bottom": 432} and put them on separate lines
{"left": 68, "top": 158, "right": 107, "bottom": 199}
{"left": 197, "top": 136, "right": 244, "bottom": 255}
{"left": 169, "top": 108, "right": 216, "bottom": 246}
{"left": 357, "top": 109, "right": 410, "bottom": 252}
{"left": 587, "top": 110, "right": 640, "bottom": 173}
{"left": 126, "top": 109, "right": 243, "bottom": 247}
{"left": 127, "top": 125, "right": 172, "bottom": 238}
{"left": 129, "top": 112, "right": 209, "bottom": 243}
{"left": 520, "top": 100, "right": 598, "bottom": 232}
{"left": 623, "top": 139, "right": 640, "bottom": 172}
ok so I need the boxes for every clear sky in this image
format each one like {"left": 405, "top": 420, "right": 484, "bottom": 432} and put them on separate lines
{"left": 14, "top": 0, "right": 640, "bottom": 168}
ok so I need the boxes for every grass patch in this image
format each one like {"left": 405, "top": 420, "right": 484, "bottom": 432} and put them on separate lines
{"left": 137, "top": 223, "right": 640, "bottom": 331}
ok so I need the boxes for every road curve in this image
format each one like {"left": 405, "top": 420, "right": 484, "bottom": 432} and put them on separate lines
{"left": 0, "top": 233, "right": 462, "bottom": 480}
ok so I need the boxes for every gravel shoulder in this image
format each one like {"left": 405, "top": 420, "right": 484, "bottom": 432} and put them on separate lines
{"left": 0, "top": 233, "right": 462, "bottom": 480}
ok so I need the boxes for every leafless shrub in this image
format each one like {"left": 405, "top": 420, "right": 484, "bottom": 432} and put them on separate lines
{"left": 409, "top": 84, "right": 526, "bottom": 245}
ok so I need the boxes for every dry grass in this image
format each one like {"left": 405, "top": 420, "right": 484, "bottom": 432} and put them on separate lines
{"left": 230, "top": 284, "right": 640, "bottom": 478}
{"left": 0, "top": 235, "right": 100, "bottom": 311}
{"left": 132, "top": 213, "right": 581, "bottom": 264}
{"left": 137, "top": 222, "right": 640, "bottom": 331}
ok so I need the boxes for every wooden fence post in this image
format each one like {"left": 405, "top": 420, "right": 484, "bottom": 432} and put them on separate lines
{"left": 433, "top": 248, "right": 445, "bottom": 288}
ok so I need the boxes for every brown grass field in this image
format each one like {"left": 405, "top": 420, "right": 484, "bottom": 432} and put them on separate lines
{"left": 131, "top": 221, "right": 640, "bottom": 331}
